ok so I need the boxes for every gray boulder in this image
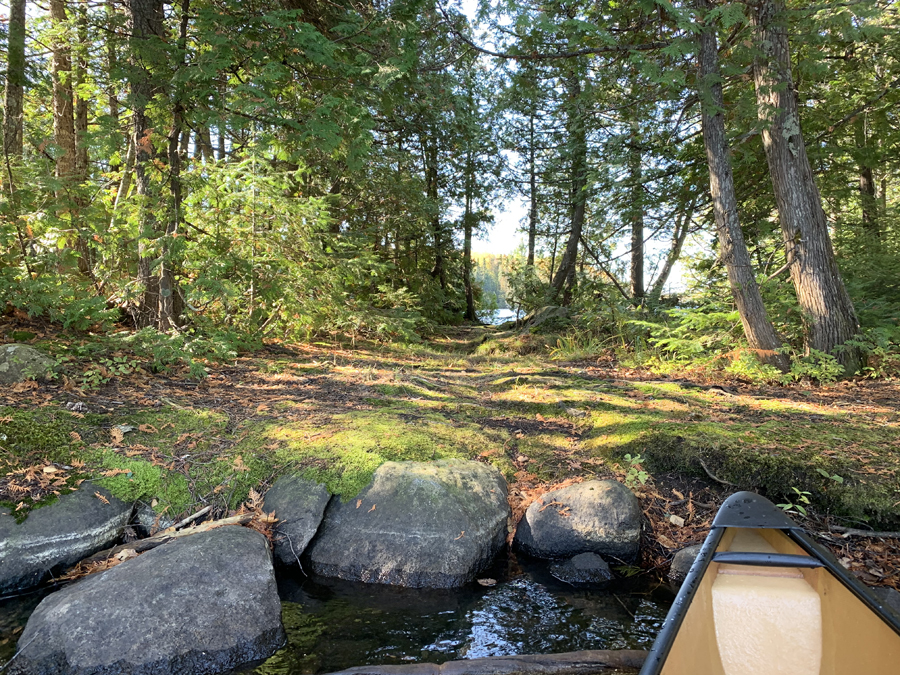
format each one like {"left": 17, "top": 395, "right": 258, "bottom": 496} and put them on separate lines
{"left": 0, "top": 484, "right": 132, "bottom": 593}
{"left": 0, "top": 344, "right": 55, "bottom": 384}
{"left": 133, "top": 500, "right": 175, "bottom": 537}
{"left": 550, "top": 552, "right": 614, "bottom": 585}
{"left": 308, "top": 459, "right": 510, "bottom": 588}
{"left": 263, "top": 475, "right": 330, "bottom": 565}
{"left": 667, "top": 544, "right": 702, "bottom": 586}
{"left": 9, "top": 526, "right": 285, "bottom": 675}
{"left": 522, "top": 306, "right": 569, "bottom": 330}
{"left": 514, "top": 480, "right": 641, "bottom": 561}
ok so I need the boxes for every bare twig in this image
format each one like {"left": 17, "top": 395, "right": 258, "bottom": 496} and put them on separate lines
{"left": 698, "top": 458, "right": 738, "bottom": 487}
{"left": 168, "top": 505, "right": 212, "bottom": 531}
{"left": 830, "top": 526, "right": 900, "bottom": 539}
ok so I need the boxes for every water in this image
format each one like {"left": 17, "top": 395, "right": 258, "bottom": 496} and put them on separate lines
{"left": 0, "top": 557, "right": 673, "bottom": 674}
{"left": 247, "top": 556, "right": 673, "bottom": 674}
{"left": 477, "top": 308, "right": 519, "bottom": 326}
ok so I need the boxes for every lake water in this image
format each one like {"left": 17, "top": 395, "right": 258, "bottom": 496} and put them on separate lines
{"left": 245, "top": 555, "right": 673, "bottom": 674}
{"left": 0, "top": 555, "right": 673, "bottom": 674}
{"left": 477, "top": 309, "right": 519, "bottom": 326}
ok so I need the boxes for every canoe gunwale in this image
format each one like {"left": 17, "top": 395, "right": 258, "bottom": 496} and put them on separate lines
{"left": 638, "top": 491, "right": 900, "bottom": 675}
{"left": 710, "top": 551, "right": 824, "bottom": 568}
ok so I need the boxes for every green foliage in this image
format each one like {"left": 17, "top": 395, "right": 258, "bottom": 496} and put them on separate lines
{"left": 777, "top": 487, "right": 812, "bottom": 517}
{"left": 779, "top": 349, "right": 845, "bottom": 385}
{"left": 621, "top": 453, "right": 649, "bottom": 490}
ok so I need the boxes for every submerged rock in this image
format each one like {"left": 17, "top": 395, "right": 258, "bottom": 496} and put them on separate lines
{"left": 322, "top": 650, "right": 648, "bottom": 675}
{"left": 0, "top": 484, "right": 131, "bottom": 593}
{"left": 308, "top": 459, "right": 509, "bottom": 588}
{"left": 9, "top": 526, "right": 285, "bottom": 675}
{"left": 550, "top": 553, "right": 614, "bottom": 585}
{"left": 263, "top": 474, "right": 330, "bottom": 565}
{"left": 514, "top": 480, "right": 641, "bottom": 561}
{"left": 667, "top": 544, "right": 703, "bottom": 587}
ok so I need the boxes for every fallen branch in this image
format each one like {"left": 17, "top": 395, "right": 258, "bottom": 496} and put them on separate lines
{"left": 830, "top": 526, "right": 900, "bottom": 539}
{"left": 697, "top": 458, "right": 738, "bottom": 487}
{"left": 73, "top": 513, "right": 276, "bottom": 571}
{"left": 167, "top": 505, "right": 212, "bottom": 532}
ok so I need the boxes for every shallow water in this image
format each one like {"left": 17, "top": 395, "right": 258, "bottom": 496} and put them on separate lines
{"left": 0, "top": 556, "right": 673, "bottom": 674}
{"left": 477, "top": 309, "right": 519, "bottom": 326}
{"left": 246, "top": 556, "right": 673, "bottom": 674}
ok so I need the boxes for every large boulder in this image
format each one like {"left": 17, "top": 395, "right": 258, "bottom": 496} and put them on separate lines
{"left": 263, "top": 475, "right": 330, "bottom": 565}
{"left": 514, "top": 480, "right": 641, "bottom": 561}
{"left": 0, "top": 483, "right": 132, "bottom": 593}
{"left": 522, "top": 306, "right": 569, "bottom": 331}
{"left": 9, "top": 526, "right": 285, "bottom": 675}
{"left": 0, "top": 344, "right": 55, "bottom": 384}
{"left": 308, "top": 460, "right": 510, "bottom": 588}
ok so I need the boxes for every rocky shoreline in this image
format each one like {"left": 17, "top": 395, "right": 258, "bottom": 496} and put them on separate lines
{"left": 1, "top": 459, "right": 653, "bottom": 675}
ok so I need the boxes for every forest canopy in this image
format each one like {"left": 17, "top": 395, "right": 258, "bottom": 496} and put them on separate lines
{"left": 1, "top": 0, "right": 898, "bottom": 380}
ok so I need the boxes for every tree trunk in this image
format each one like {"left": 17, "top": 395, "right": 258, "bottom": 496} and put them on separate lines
{"left": 424, "top": 134, "right": 445, "bottom": 290}
{"left": 129, "top": 0, "right": 165, "bottom": 328}
{"left": 527, "top": 113, "right": 537, "bottom": 268}
{"left": 854, "top": 117, "right": 879, "bottom": 236}
{"left": 159, "top": 0, "right": 190, "bottom": 330}
{"left": 648, "top": 199, "right": 694, "bottom": 301}
{"left": 751, "top": 0, "right": 862, "bottom": 374}
{"left": 698, "top": 0, "right": 788, "bottom": 372}
{"left": 463, "top": 186, "right": 476, "bottom": 321}
{"left": 550, "top": 73, "right": 586, "bottom": 305}
{"left": 628, "top": 124, "right": 644, "bottom": 304}
{"left": 74, "top": 0, "right": 89, "bottom": 181}
{"left": 3, "top": 0, "right": 26, "bottom": 159}
{"left": 51, "top": 0, "right": 77, "bottom": 182}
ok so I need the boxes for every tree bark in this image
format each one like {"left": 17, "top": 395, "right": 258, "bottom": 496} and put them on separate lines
{"left": 129, "top": 0, "right": 165, "bottom": 328}
{"left": 550, "top": 73, "right": 586, "bottom": 305}
{"left": 463, "top": 163, "right": 477, "bottom": 322}
{"left": 527, "top": 113, "right": 537, "bottom": 268}
{"left": 699, "top": 0, "right": 788, "bottom": 372}
{"left": 628, "top": 128, "right": 644, "bottom": 305}
{"left": 751, "top": 0, "right": 862, "bottom": 374}
{"left": 648, "top": 198, "right": 694, "bottom": 302}
{"left": 424, "top": 134, "right": 446, "bottom": 290}
{"left": 159, "top": 0, "right": 190, "bottom": 330}
{"left": 51, "top": 0, "right": 77, "bottom": 182}
{"left": 3, "top": 0, "right": 26, "bottom": 159}
{"left": 854, "top": 117, "right": 879, "bottom": 236}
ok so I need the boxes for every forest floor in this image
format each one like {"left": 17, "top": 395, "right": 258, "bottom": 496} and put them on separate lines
{"left": 2, "top": 322, "right": 899, "bottom": 587}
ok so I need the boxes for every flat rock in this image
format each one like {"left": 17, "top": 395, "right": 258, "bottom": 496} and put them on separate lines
{"left": 550, "top": 552, "right": 614, "bottom": 585}
{"left": 9, "top": 526, "right": 285, "bottom": 675}
{"left": 0, "top": 344, "right": 55, "bottom": 384}
{"left": 308, "top": 459, "right": 509, "bottom": 588}
{"left": 667, "top": 544, "right": 702, "bottom": 586}
{"left": 514, "top": 480, "right": 641, "bottom": 561}
{"left": 323, "top": 650, "right": 648, "bottom": 675}
{"left": 0, "top": 484, "right": 132, "bottom": 593}
{"left": 263, "top": 475, "right": 330, "bottom": 565}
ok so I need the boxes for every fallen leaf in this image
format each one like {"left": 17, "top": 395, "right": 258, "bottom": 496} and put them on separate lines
{"left": 138, "top": 424, "right": 157, "bottom": 433}
{"left": 669, "top": 514, "right": 685, "bottom": 527}
{"left": 657, "top": 534, "right": 677, "bottom": 549}
{"left": 94, "top": 492, "right": 110, "bottom": 505}
{"left": 356, "top": 499, "right": 363, "bottom": 508}
{"left": 672, "top": 489, "right": 685, "bottom": 500}
{"left": 102, "top": 469, "right": 129, "bottom": 477}
{"left": 368, "top": 504, "right": 376, "bottom": 513}
{"left": 15, "top": 502, "right": 26, "bottom": 511}
{"left": 70, "top": 431, "right": 82, "bottom": 443}
{"left": 455, "top": 531, "right": 465, "bottom": 540}
{"left": 114, "top": 548, "right": 137, "bottom": 561}
{"left": 110, "top": 427, "right": 125, "bottom": 444}
{"left": 42, "top": 466, "right": 59, "bottom": 474}
{"left": 232, "top": 455, "right": 250, "bottom": 472}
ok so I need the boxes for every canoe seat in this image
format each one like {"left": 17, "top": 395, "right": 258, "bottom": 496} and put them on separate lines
{"left": 712, "top": 529, "right": 822, "bottom": 675}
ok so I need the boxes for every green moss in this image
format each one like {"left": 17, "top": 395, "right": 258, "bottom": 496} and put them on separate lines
{"left": 0, "top": 408, "right": 71, "bottom": 457}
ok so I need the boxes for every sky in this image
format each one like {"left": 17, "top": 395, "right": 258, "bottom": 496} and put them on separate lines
{"left": 473, "top": 198, "right": 527, "bottom": 255}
